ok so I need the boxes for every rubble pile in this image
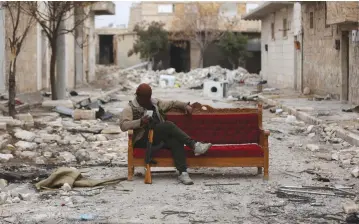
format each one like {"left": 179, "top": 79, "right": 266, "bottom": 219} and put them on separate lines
{"left": 0, "top": 114, "right": 129, "bottom": 166}
{"left": 95, "top": 65, "right": 261, "bottom": 90}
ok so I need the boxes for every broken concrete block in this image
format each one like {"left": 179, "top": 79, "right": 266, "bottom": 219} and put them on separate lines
{"left": 15, "top": 113, "right": 33, "bottom": 122}
{"left": 35, "top": 157, "right": 45, "bottom": 165}
{"left": 316, "top": 153, "right": 332, "bottom": 161}
{"left": 0, "top": 178, "right": 8, "bottom": 189}
{"left": 0, "top": 192, "right": 8, "bottom": 205}
{"left": 61, "top": 183, "right": 72, "bottom": 192}
{"left": 14, "top": 130, "right": 36, "bottom": 142}
{"left": 19, "top": 193, "right": 31, "bottom": 201}
{"left": 42, "top": 100, "right": 74, "bottom": 109}
{"left": 0, "top": 122, "right": 6, "bottom": 130}
{"left": 307, "top": 125, "right": 314, "bottom": 133}
{"left": 75, "top": 149, "right": 90, "bottom": 162}
{"left": 306, "top": 144, "right": 320, "bottom": 152}
{"left": 308, "top": 133, "right": 315, "bottom": 138}
{"left": 96, "top": 134, "right": 107, "bottom": 141}
{"left": 12, "top": 197, "right": 21, "bottom": 203}
{"left": 59, "top": 151, "right": 76, "bottom": 163}
{"left": 285, "top": 115, "right": 297, "bottom": 124}
{"left": 332, "top": 152, "right": 339, "bottom": 161}
{"left": 20, "top": 151, "right": 38, "bottom": 159}
{"left": 352, "top": 167, "right": 359, "bottom": 178}
{"left": 101, "top": 127, "right": 122, "bottom": 134}
{"left": 339, "top": 153, "right": 353, "bottom": 165}
{"left": 0, "top": 153, "right": 14, "bottom": 162}
{"left": 343, "top": 201, "right": 359, "bottom": 213}
{"left": 15, "top": 141, "right": 37, "bottom": 150}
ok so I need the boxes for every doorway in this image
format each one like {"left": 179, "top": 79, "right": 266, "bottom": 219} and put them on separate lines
{"left": 341, "top": 31, "right": 349, "bottom": 102}
{"left": 99, "top": 35, "right": 114, "bottom": 65}
{"left": 170, "top": 41, "right": 190, "bottom": 72}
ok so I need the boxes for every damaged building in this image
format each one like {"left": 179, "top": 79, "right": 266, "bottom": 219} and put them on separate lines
{"left": 97, "top": 2, "right": 262, "bottom": 73}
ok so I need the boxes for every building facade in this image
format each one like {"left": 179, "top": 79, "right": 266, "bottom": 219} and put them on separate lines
{"left": 119, "top": 1, "right": 262, "bottom": 72}
{"left": 243, "top": 2, "right": 302, "bottom": 90}
{"left": 0, "top": 2, "right": 115, "bottom": 95}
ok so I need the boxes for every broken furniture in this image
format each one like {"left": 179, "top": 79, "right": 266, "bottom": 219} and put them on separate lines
{"left": 127, "top": 103, "right": 270, "bottom": 182}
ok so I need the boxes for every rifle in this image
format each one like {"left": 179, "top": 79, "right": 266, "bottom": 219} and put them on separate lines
{"left": 144, "top": 118, "right": 164, "bottom": 184}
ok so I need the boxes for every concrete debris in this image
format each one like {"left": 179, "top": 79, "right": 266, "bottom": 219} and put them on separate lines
{"left": 75, "top": 149, "right": 91, "bottom": 162}
{"left": 306, "top": 144, "right": 320, "bottom": 152}
{"left": 351, "top": 167, "right": 359, "bottom": 178}
{"left": 42, "top": 100, "right": 74, "bottom": 109}
{"left": 0, "top": 178, "right": 8, "bottom": 189}
{"left": 343, "top": 201, "right": 359, "bottom": 214}
{"left": 95, "top": 65, "right": 259, "bottom": 90}
{"left": 0, "top": 153, "right": 14, "bottom": 162}
{"left": 308, "top": 133, "right": 316, "bottom": 138}
{"left": 15, "top": 141, "right": 37, "bottom": 150}
{"left": 285, "top": 115, "right": 297, "bottom": 124}
{"left": 14, "top": 130, "right": 36, "bottom": 142}
{"left": 61, "top": 183, "right": 72, "bottom": 192}
{"left": 59, "top": 152, "right": 77, "bottom": 163}
{"left": 307, "top": 125, "right": 315, "bottom": 133}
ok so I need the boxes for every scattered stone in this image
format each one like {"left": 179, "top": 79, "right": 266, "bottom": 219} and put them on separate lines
{"left": 43, "top": 151, "right": 53, "bottom": 159}
{"left": 42, "top": 100, "right": 74, "bottom": 108}
{"left": 101, "top": 127, "right": 122, "bottom": 134}
{"left": 307, "top": 125, "right": 314, "bottom": 133}
{"left": 15, "top": 113, "right": 34, "bottom": 124}
{"left": 19, "top": 193, "right": 31, "bottom": 201}
{"left": 0, "top": 122, "right": 6, "bottom": 130}
{"left": 308, "top": 133, "right": 315, "bottom": 138}
{"left": 316, "top": 153, "right": 332, "bottom": 161}
{"left": 35, "top": 156, "right": 46, "bottom": 165}
{"left": 329, "top": 138, "right": 342, "bottom": 144}
{"left": 59, "top": 152, "right": 76, "bottom": 163}
{"left": 61, "top": 183, "right": 72, "bottom": 192}
{"left": 0, "top": 178, "right": 8, "bottom": 189}
{"left": 306, "top": 144, "right": 320, "bottom": 152}
{"left": 4, "top": 217, "right": 16, "bottom": 223}
{"left": 352, "top": 167, "right": 359, "bottom": 178}
{"left": 96, "top": 134, "right": 107, "bottom": 141}
{"left": 12, "top": 197, "right": 21, "bottom": 203}
{"left": 15, "top": 141, "right": 37, "bottom": 150}
{"left": 285, "top": 115, "right": 297, "bottom": 124}
{"left": 332, "top": 152, "right": 339, "bottom": 161}
{"left": 303, "top": 87, "right": 311, "bottom": 95}
{"left": 20, "top": 151, "right": 37, "bottom": 159}
{"left": 339, "top": 153, "right": 353, "bottom": 165}
{"left": 14, "top": 130, "right": 36, "bottom": 142}
{"left": 343, "top": 201, "right": 359, "bottom": 213}
{"left": 75, "top": 149, "right": 90, "bottom": 162}
{"left": 0, "top": 192, "right": 8, "bottom": 205}
{"left": 0, "top": 153, "right": 14, "bottom": 162}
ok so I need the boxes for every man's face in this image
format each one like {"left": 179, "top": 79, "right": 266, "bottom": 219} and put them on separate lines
{"left": 137, "top": 93, "right": 152, "bottom": 108}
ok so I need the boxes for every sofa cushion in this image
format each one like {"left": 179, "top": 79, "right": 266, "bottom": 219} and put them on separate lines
{"left": 166, "top": 113, "right": 260, "bottom": 144}
{"left": 133, "top": 144, "right": 264, "bottom": 158}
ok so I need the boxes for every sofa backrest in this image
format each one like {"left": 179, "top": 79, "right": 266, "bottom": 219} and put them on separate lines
{"left": 166, "top": 104, "right": 262, "bottom": 145}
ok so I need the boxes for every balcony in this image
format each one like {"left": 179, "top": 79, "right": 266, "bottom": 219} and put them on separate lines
{"left": 91, "top": 1, "right": 115, "bottom": 16}
{"left": 326, "top": 2, "right": 359, "bottom": 25}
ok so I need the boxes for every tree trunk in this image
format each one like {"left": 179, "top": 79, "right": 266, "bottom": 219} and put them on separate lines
{"left": 198, "top": 49, "right": 204, "bottom": 68}
{"left": 8, "top": 57, "right": 17, "bottom": 117}
{"left": 50, "top": 45, "right": 58, "bottom": 100}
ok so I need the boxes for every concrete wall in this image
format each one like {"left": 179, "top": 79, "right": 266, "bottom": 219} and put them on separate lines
{"left": 348, "top": 38, "right": 359, "bottom": 104}
{"left": 261, "top": 6, "right": 296, "bottom": 89}
{"left": 302, "top": 2, "right": 341, "bottom": 99}
{"left": 116, "top": 33, "right": 142, "bottom": 68}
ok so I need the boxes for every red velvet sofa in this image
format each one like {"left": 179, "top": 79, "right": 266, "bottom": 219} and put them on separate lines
{"left": 127, "top": 103, "right": 270, "bottom": 182}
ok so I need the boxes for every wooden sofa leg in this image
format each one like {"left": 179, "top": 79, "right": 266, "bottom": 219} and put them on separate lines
{"left": 257, "top": 167, "right": 263, "bottom": 175}
{"left": 263, "top": 167, "right": 269, "bottom": 180}
{"left": 128, "top": 166, "right": 134, "bottom": 181}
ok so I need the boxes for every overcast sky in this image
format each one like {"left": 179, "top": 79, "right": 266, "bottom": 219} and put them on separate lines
{"left": 95, "top": 1, "right": 260, "bottom": 28}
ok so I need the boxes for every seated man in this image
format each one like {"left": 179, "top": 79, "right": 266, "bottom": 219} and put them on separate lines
{"left": 120, "top": 83, "right": 212, "bottom": 185}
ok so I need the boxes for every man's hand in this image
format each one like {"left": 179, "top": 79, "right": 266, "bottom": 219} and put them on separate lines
{"left": 141, "top": 115, "right": 150, "bottom": 126}
{"left": 185, "top": 105, "right": 193, "bottom": 115}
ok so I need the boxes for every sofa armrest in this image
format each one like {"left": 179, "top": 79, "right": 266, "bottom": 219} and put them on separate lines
{"left": 128, "top": 130, "right": 133, "bottom": 139}
{"left": 259, "top": 129, "right": 270, "bottom": 148}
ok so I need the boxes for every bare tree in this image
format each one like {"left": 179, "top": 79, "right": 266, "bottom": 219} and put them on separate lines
{"left": 21, "top": 1, "right": 92, "bottom": 100}
{"left": 170, "top": 2, "right": 237, "bottom": 68}
{"left": 2, "top": 2, "right": 35, "bottom": 117}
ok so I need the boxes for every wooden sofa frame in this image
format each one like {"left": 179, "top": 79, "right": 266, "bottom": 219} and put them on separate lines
{"left": 127, "top": 103, "right": 270, "bottom": 181}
